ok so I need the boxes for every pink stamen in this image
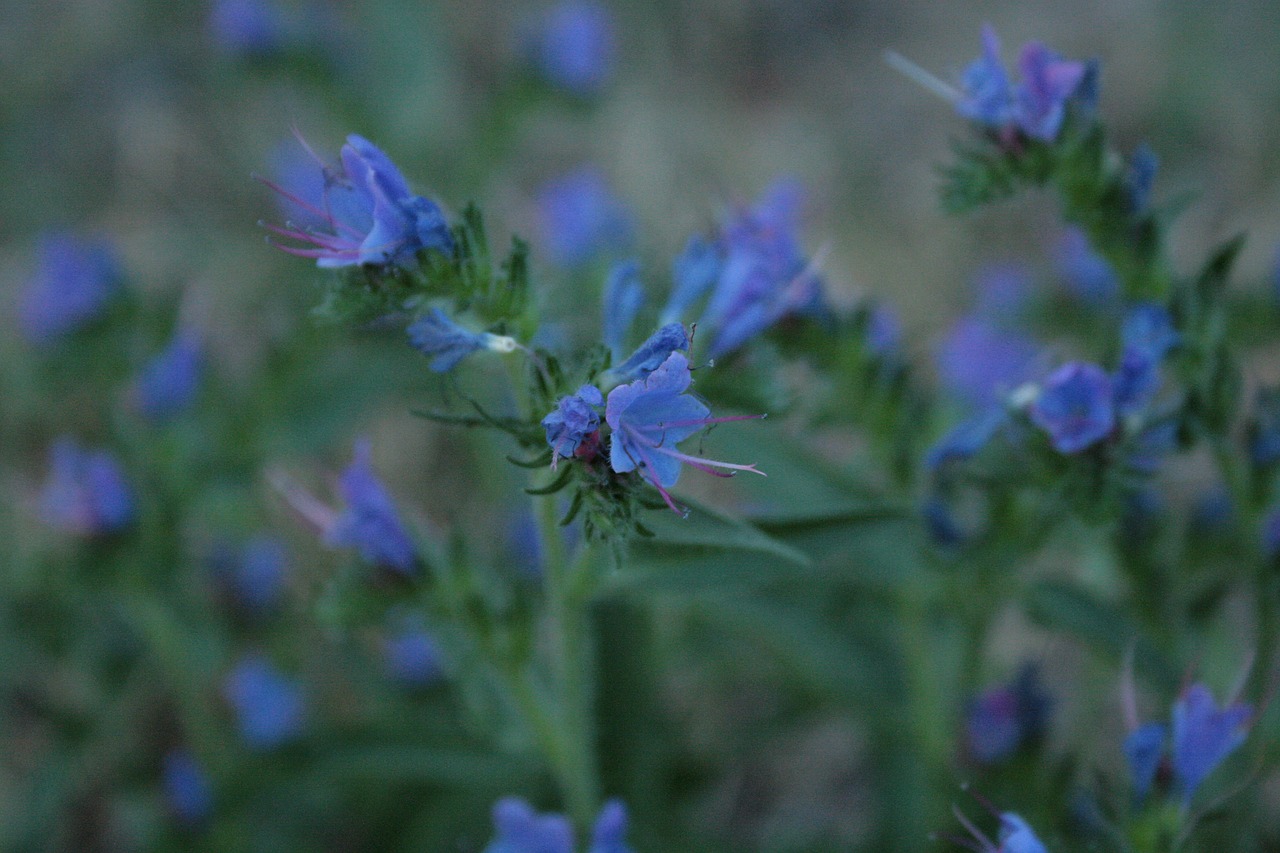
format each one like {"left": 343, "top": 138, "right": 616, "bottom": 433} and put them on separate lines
{"left": 255, "top": 174, "right": 364, "bottom": 240}
{"left": 646, "top": 442, "right": 765, "bottom": 477}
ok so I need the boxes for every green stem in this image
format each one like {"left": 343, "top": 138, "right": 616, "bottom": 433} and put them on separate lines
{"left": 894, "top": 579, "right": 949, "bottom": 852}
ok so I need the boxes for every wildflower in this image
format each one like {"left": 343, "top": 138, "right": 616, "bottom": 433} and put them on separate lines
{"left": 965, "top": 664, "right": 1052, "bottom": 764}
{"left": 209, "top": 0, "right": 285, "bottom": 56}
{"left": 536, "top": 167, "right": 633, "bottom": 268}
{"left": 605, "top": 352, "right": 763, "bottom": 512}
{"left": 133, "top": 331, "right": 203, "bottom": 422}
{"left": 529, "top": 1, "right": 616, "bottom": 95}
{"left": 212, "top": 535, "right": 289, "bottom": 612}
{"left": 1114, "top": 304, "right": 1177, "bottom": 417}
{"left": 926, "top": 407, "right": 1008, "bottom": 468}
{"left": 38, "top": 438, "right": 135, "bottom": 537}
{"left": 543, "top": 385, "right": 604, "bottom": 464}
{"left": 1172, "top": 683, "right": 1253, "bottom": 803}
{"left": 602, "top": 260, "right": 644, "bottom": 355}
{"left": 1054, "top": 228, "right": 1118, "bottom": 304}
{"left": 701, "top": 180, "right": 826, "bottom": 358}
{"left": 865, "top": 305, "right": 902, "bottom": 357}
{"left": 383, "top": 618, "right": 444, "bottom": 687}
{"left": 955, "top": 25, "right": 1017, "bottom": 130}
{"left": 223, "top": 656, "right": 305, "bottom": 750}
{"left": 1123, "top": 721, "right": 1168, "bottom": 803}
{"left": 948, "top": 808, "right": 1048, "bottom": 853}
{"left": 407, "top": 308, "right": 519, "bottom": 372}
{"left": 483, "top": 797, "right": 632, "bottom": 853}
{"left": 1028, "top": 362, "right": 1115, "bottom": 453}
{"left": 263, "top": 134, "right": 453, "bottom": 268}
{"left": 1126, "top": 143, "right": 1159, "bottom": 214}
{"left": 611, "top": 323, "right": 689, "bottom": 382}
{"left": 659, "top": 235, "right": 720, "bottom": 326}
{"left": 19, "top": 231, "right": 120, "bottom": 345}
{"left": 973, "top": 263, "right": 1032, "bottom": 320}
{"left": 162, "top": 749, "right": 213, "bottom": 825}
{"left": 936, "top": 317, "right": 1040, "bottom": 410}
{"left": 957, "top": 25, "right": 1086, "bottom": 142}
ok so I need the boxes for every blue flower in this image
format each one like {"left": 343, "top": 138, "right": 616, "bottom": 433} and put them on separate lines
{"left": 1015, "top": 40, "right": 1088, "bottom": 142}
{"left": 19, "top": 231, "right": 121, "bottom": 345}
{"left": 1113, "top": 303, "right": 1177, "bottom": 417}
{"left": 951, "top": 809, "right": 1048, "bottom": 853}
{"left": 926, "top": 407, "right": 1008, "bottom": 469}
{"left": 973, "top": 262, "right": 1032, "bottom": 320}
{"left": 611, "top": 323, "right": 689, "bottom": 382}
{"left": 1054, "top": 227, "right": 1118, "bottom": 304}
{"left": 326, "top": 440, "right": 419, "bottom": 573}
{"left": 1124, "top": 721, "right": 1168, "bottom": 802}
{"left": 39, "top": 438, "right": 135, "bottom": 537}
{"left": 407, "top": 308, "right": 519, "bottom": 372}
{"left": 1126, "top": 143, "right": 1159, "bottom": 214}
{"left": 965, "top": 664, "right": 1052, "bottom": 764}
{"left": 383, "top": 618, "right": 444, "bottom": 687}
{"left": 265, "top": 134, "right": 453, "bottom": 268}
{"left": 956, "top": 25, "right": 1018, "bottom": 130}
{"left": 1172, "top": 683, "right": 1253, "bottom": 803}
{"left": 605, "top": 352, "right": 763, "bottom": 512}
{"left": 483, "top": 797, "right": 632, "bottom": 853}
{"left": 588, "top": 800, "right": 632, "bottom": 853}
{"left": 865, "top": 305, "right": 902, "bottom": 357}
{"left": 701, "top": 180, "right": 825, "bottom": 358}
{"left": 162, "top": 749, "right": 213, "bottom": 825}
{"left": 223, "top": 656, "right": 305, "bottom": 750}
{"left": 209, "top": 0, "right": 285, "bottom": 56}
{"left": 543, "top": 385, "right": 604, "bottom": 463}
{"left": 536, "top": 167, "right": 633, "bottom": 269}
{"left": 936, "top": 317, "right": 1040, "bottom": 410}
{"left": 134, "top": 331, "right": 203, "bottom": 422}
{"left": 602, "top": 260, "right": 644, "bottom": 355}
{"left": 1028, "top": 362, "right": 1116, "bottom": 453}
{"left": 660, "top": 235, "right": 721, "bottom": 326}
{"left": 530, "top": 1, "right": 617, "bottom": 95}
{"left": 227, "top": 536, "right": 289, "bottom": 612}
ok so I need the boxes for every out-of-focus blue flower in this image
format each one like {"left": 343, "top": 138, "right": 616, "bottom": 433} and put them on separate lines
{"left": 1029, "top": 362, "right": 1115, "bottom": 453}
{"left": 19, "top": 232, "right": 121, "bottom": 346}
{"left": 700, "top": 180, "right": 825, "bottom": 358}
{"left": 973, "top": 262, "right": 1032, "bottom": 320}
{"left": 326, "top": 440, "right": 418, "bottom": 573}
{"left": 483, "top": 797, "right": 632, "bottom": 853}
{"left": 529, "top": 1, "right": 617, "bottom": 95}
{"left": 1126, "top": 143, "right": 1159, "bottom": 214}
{"left": 407, "top": 308, "right": 518, "bottom": 372}
{"left": 1124, "top": 721, "right": 1168, "bottom": 803}
{"left": 223, "top": 656, "right": 305, "bottom": 750}
{"left": 1172, "top": 683, "right": 1252, "bottom": 803}
{"left": 936, "top": 317, "right": 1040, "bottom": 410}
{"left": 1126, "top": 420, "right": 1178, "bottom": 474}
{"left": 951, "top": 809, "right": 1048, "bottom": 853}
{"left": 926, "top": 407, "right": 1007, "bottom": 469}
{"left": 134, "top": 332, "right": 203, "bottom": 422}
{"left": 1054, "top": 227, "right": 1118, "bottom": 304}
{"left": 612, "top": 323, "right": 689, "bottom": 382}
{"left": 660, "top": 235, "right": 721, "bottom": 326}
{"left": 39, "top": 438, "right": 135, "bottom": 537}
{"left": 1114, "top": 303, "right": 1177, "bottom": 417}
{"left": 536, "top": 168, "right": 633, "bottom": 269}
{"left": 543, "top": 385, "right": 604, "bottom": 463}
{"left": 383, "top": 618, "right": 444, "bottom": 686}
{"left": 965, "top": 664, "right": 1052, "bottom": 764}
{"left": 232, "top": 536, "right": 289, "bottom": 611}
{"left": 265, "top": 134, "right": 453, "bottom": 268}
{"left": 209, "top": 0, "right": 285, "bottom": 56}
{"left": 602, "top": 260, "right": 644, "bottom": 355}
{"left": 1015, "top": 41, "right": 1088, "bottom": 142}
{"left": 956, "top": 25, "right": 1017, "bottom": 130}
{"left": 606, "top": 352, "right": 762, "bottom": 512}
{"left": 865, "top": 305, "right": 902, "bottom": 357}
{"left": 162, "top": 749, "right": 213, "bottom": 825}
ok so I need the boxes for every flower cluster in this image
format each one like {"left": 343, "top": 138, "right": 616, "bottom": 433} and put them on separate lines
{"left": 965, "top": 664, "right": 1053, "bottom": 764}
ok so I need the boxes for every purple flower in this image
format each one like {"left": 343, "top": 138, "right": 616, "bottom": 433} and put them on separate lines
{"left": 326, "top": 441, "right": 418, "bottom": 573}
{"left": 951, "top": 809, "right": 1048, "bottom": 853}
{"left": 660, "top": 235, "right": 721, "bottom": 325}
{"left": 209, "top": 0, "right": 285, "bottom": 56}
{"left": 1054, "top": 227, "right": 1118, "bottom": 304}
{"left": 612, "top": 322, "right": 689, "bottom": 382}
{"left": 1029, "top": 362, "right": 1115, "bottom": 453}
{"left": 605, "top": 352, "right": 763, "bottom": 512}
{"left": 383, "top": 618, "right": 444, "bottom": 686}
{"left": 701, "top": 180, "right": 825, "bottom": 358}
{"left": 543, "top": 385, "right": 604, "bottom": 463}
{"left": 162, "top": 749, "right": 213, "bottom": 825}
{"left": 1172, "top": 683, "right": 1253, "bottom": 803}
{"left": 19, "top": 231, "right": 120, "bottom": 345}
{"left": 602, "top": 259, "right": 644, "bottom": 355}
{"left": 39, "top": 438, "right": 135, "bottom": 537}
{"left": 134, "top": 331, "right": 203, "bottom": 422}
{"left": 956, "top": 25, "right": 1017, "bottom": 130}
{"left": 264, "top": 134, "right": 453, "bottom": 268}
{"left": 223, "top": 656, "right": 305, "bottom": 750}
{"left": 965, "top": 664, "right": 1052, "bottom": 764}
{"left": 530, "top": 1, "right": 617, "bottom": 95}
{"left": 1124, "top": 721, "right": 1168, "bottom": 802}
{"left": 536, "top": 167, "right": 633, "bottom": 269}
{"left": 407, "top": 308, "right": 518, "bottom": 372}
{"left": 936, "top": 317, "right": 1040, "bottom": 410}
{"left": 483, "top": 797, "right": 632, "bottom": 853}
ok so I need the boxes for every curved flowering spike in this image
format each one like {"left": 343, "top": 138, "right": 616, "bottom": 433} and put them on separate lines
{"left": 134, "top": 331, "right": 203, "bottom": 422}
{"left": 484, "top": 797, "right": 575, "bottom": 853}
{"left": 222, "top": 656, "right": 305, "bottom": 750}
{"left": 39, "top": 438, "right": 135, "bottom": 537}
{"left": 162, "top": 749, "right": 213, "bottom": 825}
{"left": 660, "top": 235, "right": 721, "bottom": 325}
{"left": 612, "top": 323, "right": 689, "bottom": 382}
{"left": 20, "top": 231, "right": 121, "bottom": 346}
{"left": 407, "top": 308, "right": 519, "bottom": 372}
{"left": 326, "top": 440, "right": 419, "bottom": 573}
{"left": 543, "top": 385, "right": 604, "bottom": 465}
{"left": 956, "top": 24, "right": 1017, "bottom": 130}
{"left": 1172, "top": 683, "right": 1253, "bottom": 803}
{"left": 602, "top": 259, "right": 644, "bottom": 355}
{"left": 1124, "top": 721, "right": 1168, "bottom": 803}
{"left": 606, "top": 352, "right": 764, "bottom": 513}
{"left": 1028, "top": 362, "right": 1116, "bottom": 453}
{"left": 588, "top": 799, "right": 633, "bottom": 853}
{"left": 263, "top": 134, "right": 453, "bottom": 269}
{"left": 1015, "top": 41, "right": 1086, "bottom": 141}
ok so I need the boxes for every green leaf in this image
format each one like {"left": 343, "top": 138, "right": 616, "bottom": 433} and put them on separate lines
{"left": 313, "top": 745, "right": 539, "bottom": 789}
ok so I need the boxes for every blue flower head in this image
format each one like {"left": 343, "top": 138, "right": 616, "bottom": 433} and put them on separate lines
{"left": 326, "top": 440, "right": 418, "bottom": 573}
{"left": 602, "top": 259, "right": 644, "bottom": 355}
{"left": 588, "top": 800, "right": 632, "bottom": 853}
{"left": 228, "top": 536, "right": 289, "bottom": 612}
{"left": 936, "top": 317, "right": 1040, "bottom": 410}
{"left": 483, "top": 797, "right": 632, "bottom": 853}
{"left": 407, "top": 308, "right": 518, "bottom": 372}
{"left": 956, "top": 24, "right": 1017, "bottom": 129}
{"left": 606, "top": 352, "right": 763, "bottom": 512}
{"left": 1114, "top": 303, "right": 1178, "bottom": 417}
{"left": 926, "top": 407, "right": 1008, "bottom": 469}
{"left": 134, "top": 331, "right": 203, "bottom": 422}
{"left": 1172, "top": 683, "right": 1253, "bottom": 803}
{"left": 20, "top": 231, "right": 121, "bottom": 345}
{"left": 383, "top": 617, "right": 444, "bottom": 687}
{"left": 951, "top": 809, "right": 1048, "bottom": 853}
{"left": 162, "top": 749, "right": 213, "bottom": 825}
{"left": 39, "top": 438, "right": 135, "bottom": 537}
{"left": 612, "top": 323, "right": 689, "bottom": 382}
{"left": 530, "top": 1, "right": 617, "bottom": 95}
{"left": 542, "top": 385, "right": 604, "bottom": 463}
{"left": 1124, "top": 721, "right": 1168, "bottom": 803}
{"left": 1015, "top": 40, "right": 1088, "bottom": 141}
{"left": 965, "top": 664, "right": 1052, "bottom": 764}
{"left": 1054, "top": 227, "right": 1118, "bottom": 304}
{"left": 536, "top": 167, "right": 633, "bottom": 269}
{"left": 265, "top": 134, "right": 453, "bottom": 268}
{"left": 1029, "top": 362, "right": 1116, "bottom": 453}
{"left": 660, "top": 235, "right": 721, "bottom": 325}
{"left": 973, "top": 262, "right": 1032, "bottom": 320}
{"left": 209, "top": 0, "right": 286, "bottom": 56}
{"left": 223, "top": 656, "right": 305, "bottom": 750}
{"left": 701, "top": 180, "right": 825, "bottom": 358}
